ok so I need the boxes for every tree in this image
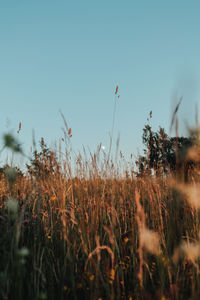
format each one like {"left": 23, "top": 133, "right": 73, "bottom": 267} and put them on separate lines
{"left": 26, "top": 138, "right": 61, "bottom": 179}
{"left": 136, "top": 124, "right": 196, "bottom": 180}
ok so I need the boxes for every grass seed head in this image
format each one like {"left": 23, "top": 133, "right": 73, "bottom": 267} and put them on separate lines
{"left": 140, "top": 228, "right": 161, "bottom": 255}
{"left": 173, "top": 241, "right": 200, "bottom": 264}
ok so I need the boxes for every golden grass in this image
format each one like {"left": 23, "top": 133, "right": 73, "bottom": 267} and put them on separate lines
{"left": 1, "top": 131, "right": 200, "bottom": 299}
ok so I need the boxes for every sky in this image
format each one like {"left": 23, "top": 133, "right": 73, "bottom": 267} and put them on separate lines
{"left": 0, "top": 0, "right": 200, "bottom": 168}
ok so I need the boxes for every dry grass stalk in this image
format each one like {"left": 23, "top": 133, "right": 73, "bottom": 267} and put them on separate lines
{"left": 135, "top": 189, "right": 161, "bottom": 288}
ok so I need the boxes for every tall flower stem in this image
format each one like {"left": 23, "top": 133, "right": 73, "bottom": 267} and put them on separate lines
{"left": 107, "top": 86, "right": 119, "bottom": 165}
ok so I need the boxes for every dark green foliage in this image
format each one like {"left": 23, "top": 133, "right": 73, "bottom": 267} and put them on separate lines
{"left": 136, "top": 124, "right": 194, "bottom": 177}
{"left": 26, "top": 138, "right": 61, "bottom": 179}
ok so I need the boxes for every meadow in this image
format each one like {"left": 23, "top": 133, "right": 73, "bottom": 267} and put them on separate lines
{"left": 1, "top": 119, "right": 200, "bottom": 300}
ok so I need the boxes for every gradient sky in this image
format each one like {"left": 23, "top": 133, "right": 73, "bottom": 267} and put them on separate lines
{"left": 1, "top": 1, "right": 200, "bottom": 167}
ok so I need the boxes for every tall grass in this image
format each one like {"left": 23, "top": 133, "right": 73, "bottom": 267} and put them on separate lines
{"left": 1, "top": 121, "right": 200, "bottom": 299}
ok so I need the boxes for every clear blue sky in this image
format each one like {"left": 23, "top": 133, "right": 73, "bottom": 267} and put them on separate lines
{"left": 0, "top": 0, "right": 200, "bottom": 167}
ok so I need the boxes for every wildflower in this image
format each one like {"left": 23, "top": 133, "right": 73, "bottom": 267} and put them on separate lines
{"left": 115, "top": 85, "right": 118, "bottom": 95}
{"left": 50, "top": 195, "right": 56, "bottom": 201}
{"left": 89, "top": 274, "right": 95, "bottom": 281}
{"left": 24, "top": 219, "right": 29, "bottom": 225}
{"left": 63, "top": 285, "right": 68, "bottom": 291}
{"left": 124, "top": 237, "right": 129, "bottom": 244}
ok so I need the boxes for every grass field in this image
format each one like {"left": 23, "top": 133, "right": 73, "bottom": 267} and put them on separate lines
{"left": 1, "top": 127, "right": 200, "bottom": 300}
